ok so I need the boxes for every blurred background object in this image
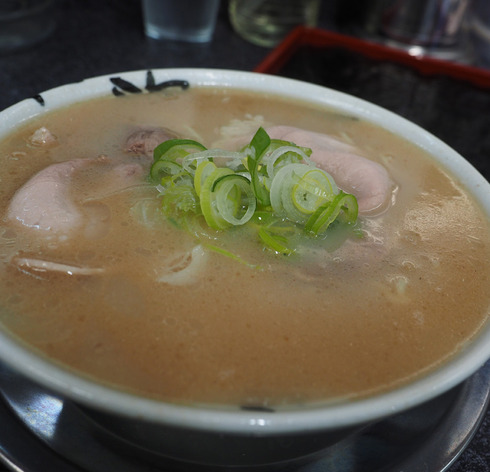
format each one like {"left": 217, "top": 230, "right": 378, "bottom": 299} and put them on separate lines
{"left": 468, "top": 0, "right": 490, "bottom": 68}
{"left": 334, "top": 0, "right": 473, "bottom": 62}
{"left": 372, "top": 0, "right": 469, "bottom": 47}
{"left": 0, "top": 0, "right": 56, "bottom": 53}
{"left": 229, "top": 0, "right": 321, "bottom": 47}
{"left": 142, "top": 0, "right": 220, "bottom": 42}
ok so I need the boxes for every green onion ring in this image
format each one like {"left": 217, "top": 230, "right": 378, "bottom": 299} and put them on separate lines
{"left": 305, "top": 191, "right": 358, "bottom": 235}
{"left": 150, "top": 158, "right": 183, "bottom": 183}
{"left": 153, "top": 138, "right": 206, "bottom": 162}
{"left": 213, "top": 174, "right": 256, "bottom": 226}
{"left": 199, "top": 167, "right": 234, "bottom": 230}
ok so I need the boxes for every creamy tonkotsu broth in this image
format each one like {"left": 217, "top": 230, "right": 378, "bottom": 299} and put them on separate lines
{"left": 0, "top": 87, "right": 489, "bottom": 408}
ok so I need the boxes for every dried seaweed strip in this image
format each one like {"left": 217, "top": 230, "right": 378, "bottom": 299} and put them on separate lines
{"left": 110, "top": 77, "right": 142, "bottom": 94}
{"left": 111, "top": 87, "right": 125, "bottom": 97}
{"left": 240, "top": 405, "right": 275, "bottom": 413}
{"left": 32, "top": 94, "right": 45, "bottom": 106}
{"left": 147, "top": 79, "right": 190, "bottom": 92}
{"left": 146, "top": 70, "right": 156, "bottom": 90}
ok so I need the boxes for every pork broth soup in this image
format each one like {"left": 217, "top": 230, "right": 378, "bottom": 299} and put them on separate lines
{"left": 0, "top": 86, "right": 488, "bottom": 409}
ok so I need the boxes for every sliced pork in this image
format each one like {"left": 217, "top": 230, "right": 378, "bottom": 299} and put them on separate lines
{"left": 265, "top": 126, "right": 394, "bottom": 215}
{"left": 6, "top": 158, "right": 145, "bottom": 239}
{"left": 125, "top": 127, "right": 178, "bottom": 159}
{"left": 7, "top": 159, "right": 90, "bottom": 236}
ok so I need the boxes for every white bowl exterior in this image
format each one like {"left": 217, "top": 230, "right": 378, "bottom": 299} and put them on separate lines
{"left": 0, "top": 68, "right": 488, "bottom": 434}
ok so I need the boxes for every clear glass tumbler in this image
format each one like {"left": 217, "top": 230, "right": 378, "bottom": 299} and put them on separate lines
{"left": 142, "top": 0, "right": 221, "bottom": 43}
{"left": 229, "top": 0, "right": 321, "bottom": 47}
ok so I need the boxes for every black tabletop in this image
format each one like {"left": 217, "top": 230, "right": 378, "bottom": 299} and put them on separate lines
{"left": 0, "top": 1, "right": 489, "bottom": 471}
{"left": 0, "top": 0, "right": 268, "bottom": 112}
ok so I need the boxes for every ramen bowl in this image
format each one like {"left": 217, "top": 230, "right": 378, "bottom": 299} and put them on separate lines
{"left": 0, "top": 69, "right": 488, "bottom": 469}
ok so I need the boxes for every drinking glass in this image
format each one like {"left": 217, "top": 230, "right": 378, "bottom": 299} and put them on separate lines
{"left": 229, "top": 0, "right": 321, "bottom": 47}
{"left": 142, "top": 0, "right": 221, "bottom": 43}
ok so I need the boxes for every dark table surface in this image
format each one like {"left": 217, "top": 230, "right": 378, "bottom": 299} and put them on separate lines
{"left": 0, "top": 1, "right": 489, "bottom": 471}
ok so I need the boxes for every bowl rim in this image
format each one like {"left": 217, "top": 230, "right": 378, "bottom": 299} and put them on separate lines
{"left": 0, "top": 68, "right": 489, "bottom": 434}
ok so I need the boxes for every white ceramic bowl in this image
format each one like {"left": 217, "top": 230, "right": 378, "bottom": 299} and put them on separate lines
{"left": 0, "top": 69, "right": 489, "bottom": 467}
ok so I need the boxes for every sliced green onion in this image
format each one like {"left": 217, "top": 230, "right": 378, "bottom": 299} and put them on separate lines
{"left": 159, "top": 170, "right": 193, "bottom": 190}
{"left": 194, "top": 160, "right": 217, "bottom": 196}
{"left": 246, "top": 127, "right": 272, "bottom": 206}
{"left": 213, "top": 174, "right": 256, "bottom": 226}
{"left": 160, "top": 181, "right": 198, "bottom": 216}
{"left": 265, "top": 145, "right": 310, "bottom": 181}
{"left": 305, "top": 191, "right": 358, "bottom": 235}
{"left": 337, "top": 192, "right": 359, "bottom": 225}
{"left": 204, "top": 243, "right": 262, "bottom": 270}
{"left": 270, "top": 164, "right": 339, "bottom": 224}
{"left": 150, "top": 158, "right": 183, "bottom": 182}
{"left": 292, "top": 169, "right": 338, "bottom": 214}
{"left": 188, "top": 148, "right": 246, "bottom": 177}
{"left": 147, "top": 127, "right": 360, "bottom": 261}
{"left": 153, "top": 139, "right": 206, "bottom": 162}
{"left": 258, "top": 227, "right": 295, "bottom": 255}
{"left": 199, "top": 167, "right": 234, "bottom": 230}
{"left": 191, "top": 148, "right": 245, "bottom": 162}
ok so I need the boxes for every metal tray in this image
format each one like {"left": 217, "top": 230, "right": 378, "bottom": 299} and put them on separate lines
{"left": 0, "top": 359, "right": 489, "bottom": 472}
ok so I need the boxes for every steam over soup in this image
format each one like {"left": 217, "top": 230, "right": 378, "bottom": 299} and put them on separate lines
{"left": 0, "top": 86, "right": 489, "bottom": 408}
